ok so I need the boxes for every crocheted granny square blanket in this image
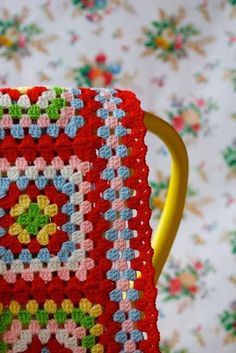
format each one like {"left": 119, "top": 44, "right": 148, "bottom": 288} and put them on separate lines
{"left": 0, "top": 87, "right": 159, "bottom": 353}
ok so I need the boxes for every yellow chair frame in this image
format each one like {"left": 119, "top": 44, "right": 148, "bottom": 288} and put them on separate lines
{"left": 144, "top": 112, "right": 188, "bottom": 284}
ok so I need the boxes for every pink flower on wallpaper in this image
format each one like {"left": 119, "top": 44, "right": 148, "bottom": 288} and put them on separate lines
{"left": 169, "top": 278, "right": 182, "bottom": 295}
{"left": 172, "top": 116, "right": 184, "bottom": 132}
{"left": 18, "top": 34, "right": 26, "bottom": 49}
{"left": 175, "top": 35, "right": 183, "bottom": 50}
{"left": 193, "top": 261, "right": 204, "bottom": 270}
{"left": 196, "top": 98, "right": 206, "bottom": 108}
{"left": 167, "top": 96, "right": 218, "bottom": 138}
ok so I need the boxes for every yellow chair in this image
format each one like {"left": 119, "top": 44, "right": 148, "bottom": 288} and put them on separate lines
{"left": 144, "top": 112, "right": 188, "bottom": 283}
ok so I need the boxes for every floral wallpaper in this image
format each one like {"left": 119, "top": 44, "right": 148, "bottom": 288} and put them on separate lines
{"left": 0, "top": 1, "right": 235, "bottom": 352}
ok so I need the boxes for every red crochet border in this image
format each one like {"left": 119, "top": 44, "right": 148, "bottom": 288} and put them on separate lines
{"left": 115, "top": 89, "right": 160, "bottom": 352}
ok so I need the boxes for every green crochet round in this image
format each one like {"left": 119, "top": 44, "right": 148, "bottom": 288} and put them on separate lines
{"left": 81, "top": 316, "right": 95, "bottom": 329}
{"left": 46, "top": 104, "right": 60, "bottom": 119}
{"left": 71, "top": 308, "right": 84, "bottom": 324}
{"left": 52, "top": 86, "right": 64, "bottom": 95}
{"left": 9, "top": 104, "right": 22, "bottom": 118}
{"left": 54, "top": 309, "right": 67, "bottom": 324}
{"left": 81, "top": 335, "right": 95, "bottom": 349}
{"left": 0, "top": 311, "right": 12, "bottom": 333}
{"left": 16, "top": 202, "right": 49, "bottom": 236}
{"left": 52, "top": 98, "right": 66, "bottom": 110}
{"left": 18, "top": 310, "right": 31, "bottom": 326}
{"left": 35, "top": 309, "right": 49, "bottom": 326}
{"left": 28, "top": 104, "right": 41, "bottom": 119}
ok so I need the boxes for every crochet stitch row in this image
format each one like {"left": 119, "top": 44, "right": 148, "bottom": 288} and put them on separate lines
{"left": 0, "top": 86, "right": 160, "bottom": 353}
{"left": 0, "top": 298, "right": 104, "bottom": 353}
{"left": 0, "top": 87, "right": 84, "bottom": 139}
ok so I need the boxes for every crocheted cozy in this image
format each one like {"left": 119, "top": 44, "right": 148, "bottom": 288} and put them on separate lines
{"left": 0, "top": 87, "right": 160, "bottom": 353}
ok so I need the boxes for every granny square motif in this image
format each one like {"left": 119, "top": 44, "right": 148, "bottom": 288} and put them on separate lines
{"left": 0, "top": 87, "right": 160, "bottom": 353}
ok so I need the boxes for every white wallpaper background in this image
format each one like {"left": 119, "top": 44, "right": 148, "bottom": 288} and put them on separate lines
{"left": 0, "top": 1, "right": 235, "bottom": 352}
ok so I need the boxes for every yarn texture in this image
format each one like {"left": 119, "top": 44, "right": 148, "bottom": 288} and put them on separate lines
{"left": 0, "top": 86, "right": 160, "bottom": 353}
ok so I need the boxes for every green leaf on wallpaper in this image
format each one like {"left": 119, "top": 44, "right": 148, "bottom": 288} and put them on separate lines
{"left": 223, "top": 146, "right": 236, "bottom": 168}
{"left": 178, "top": 25, "right": 200, "bottom": 38}
{"left": 0, "top": 19, "right": 14, "bottom": 34}
{"left": 152, "top": 20, "right": 170, "bottom": 33}
{"left": 187, "top": 186, "right": 198, "bottom": 197}
{"left": 22, "top": 24, "right": 42, "bottom": 38}
{"left": 228, "top": 231, "right": 236, "bottom": 254}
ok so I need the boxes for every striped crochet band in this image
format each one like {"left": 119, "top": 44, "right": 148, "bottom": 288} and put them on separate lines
{"left": 0, "top": 86, "right": 160, "bottom": 353}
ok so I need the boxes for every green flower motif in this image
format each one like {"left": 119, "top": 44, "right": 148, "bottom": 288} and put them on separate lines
{"left": 160, "top": 259, "right": 214, "bottom": 302}
{"left": 219, "top": 302, "right": 236, "bottom": 338}
{"left": 229, "top": 0, "right": 236, "bottom": 6}
{"left": 142, "top": 8, "right": 213, "bottom": 69}
{"left": 17, "top": 202, "right": 49, "bottom": 235}
{"left": 166, "top": 97, "right": 218, "bottom": 138}
{"left": 9, "top": 194, "right": 58, "bottom": 245}
{"left": 0, "top": 8, "right": 56, "bottom": 69}
{"left": 223, "top": 140, "right": 236, "bottom": 172}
